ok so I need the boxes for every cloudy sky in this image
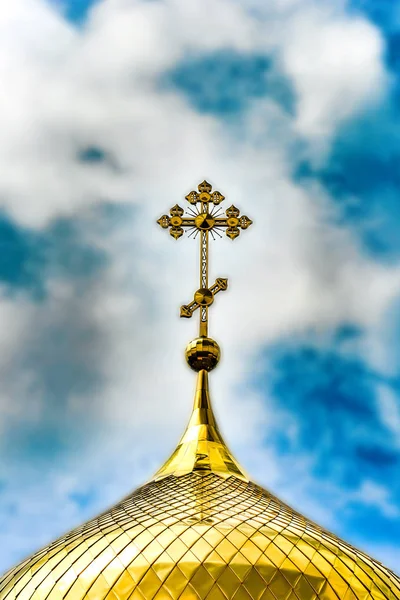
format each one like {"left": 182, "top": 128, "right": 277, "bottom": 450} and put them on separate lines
{"left": 1, "top": 0, "right": 400, "bottom": 576}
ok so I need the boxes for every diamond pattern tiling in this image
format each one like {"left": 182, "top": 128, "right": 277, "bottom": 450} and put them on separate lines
{"left": 0, "top": 472, "right": 399, "bottom": 600}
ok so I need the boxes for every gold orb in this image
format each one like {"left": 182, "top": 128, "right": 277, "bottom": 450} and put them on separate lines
{"left": 194, "top": 212, "right": 215, "bottom": 230}
{"left": 170, "top": 215, "right": 182, "bottom": 227}
{"left": 185, "top": 336, "right": 220, "bottom": 371}
{"left": 227, "top": 216, "right": 239, "bottom": 227}
{"left": 194, "top": 287, "right": 214, "bottom": 306}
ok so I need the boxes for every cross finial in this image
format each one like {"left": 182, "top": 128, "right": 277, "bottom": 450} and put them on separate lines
{"left": 157, "top": 180, "right": 253, "bottom": 371}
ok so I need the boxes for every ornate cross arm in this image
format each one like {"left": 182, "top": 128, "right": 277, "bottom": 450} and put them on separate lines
{"left": 214, "top": 205, "right": 253, "bottom": 240}
{"left": 157, "top": 184, "right": 252, "bottom": 242}
{"left": 157, "top": 204, "right": 195, "bottom": 240}
{"left": 180, "top": 278, "right": 228, "bottom": 318}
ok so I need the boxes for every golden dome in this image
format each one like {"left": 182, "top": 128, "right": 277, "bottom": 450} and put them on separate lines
{"left": 1, "top": 370, "right": 399, "bottom": 600}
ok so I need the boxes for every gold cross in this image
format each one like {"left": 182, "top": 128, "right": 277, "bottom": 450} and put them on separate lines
{"left": 157, "top": 180, "right": 253, "bottom": 337}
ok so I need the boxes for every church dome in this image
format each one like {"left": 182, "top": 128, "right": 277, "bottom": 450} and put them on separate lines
{"left": 1, "top": 180, "right": 399, "bottom": 600}
{"left": 1, "top": 369, "right": 399, "bottom": 600}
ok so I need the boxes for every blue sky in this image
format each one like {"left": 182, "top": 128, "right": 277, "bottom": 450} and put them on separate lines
{"left": 1, "top": 0, "right": 400, "bottom": 576}
{"left": 51, "top": 0, "right": 97, "bottom": 22}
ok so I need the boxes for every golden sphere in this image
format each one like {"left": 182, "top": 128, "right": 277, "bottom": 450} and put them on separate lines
{"left": 185, "top": 337, "right": 221, "bottom": 371}
{"left": 194, "top": 288, "right": 214, "bottom": 306}
{"left": 227, "top": 216, "right": 239, "bottom": 227}
{"left": 170, "top": 215, "right": 182, "bottom": 227}
{"left": 194, "top": 212, "right": 215, "bottom": 230}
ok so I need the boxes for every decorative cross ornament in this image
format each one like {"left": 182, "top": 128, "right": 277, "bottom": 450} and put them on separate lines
{"left": 157, "top": 180, "right": 253, "bottom": 337}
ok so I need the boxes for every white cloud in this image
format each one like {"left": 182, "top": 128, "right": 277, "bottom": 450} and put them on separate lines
{"left": 242, "top": 0, "right": 388, "bottom": 152}
{"left": 349, "top": 479, "right": 400, "bottom": 518}
{"left": 377, "top": 384, "right": 400, "bottom": 444}
{"left": 281, "top": 7, "right": 387, "bottom": 146}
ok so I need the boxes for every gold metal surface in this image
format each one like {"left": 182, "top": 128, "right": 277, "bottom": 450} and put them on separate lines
{"left": 180, "top": 279, "right": 228, "bottom": 321}
{"left": 2, "top": 463, "right": 400, "bottom": 600}
{"left": 154, "top": 370, "right": 244, "bottom": 479}
{"left": 185, "top": 338, "right": 221, "bottom": 372}
{"left": 194, "top": 289, "right": 214, "bottom": 308}
{"left": 2, "top": 181, "right": 399, "bottom": 599}
{"left": 157, "top": 180, "right": 252, "bottom": 340}
{"left": 194, "top": 213, "right": 216, "bottom": 231}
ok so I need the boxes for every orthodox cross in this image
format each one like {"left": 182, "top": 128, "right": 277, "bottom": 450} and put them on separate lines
{"left": 157, "top": 180, "right": 252, "bottom": 337}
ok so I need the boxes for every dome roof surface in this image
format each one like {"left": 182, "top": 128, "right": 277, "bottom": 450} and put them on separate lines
{"left": 1, "top": 371, "right": 399, "bottom": 600}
